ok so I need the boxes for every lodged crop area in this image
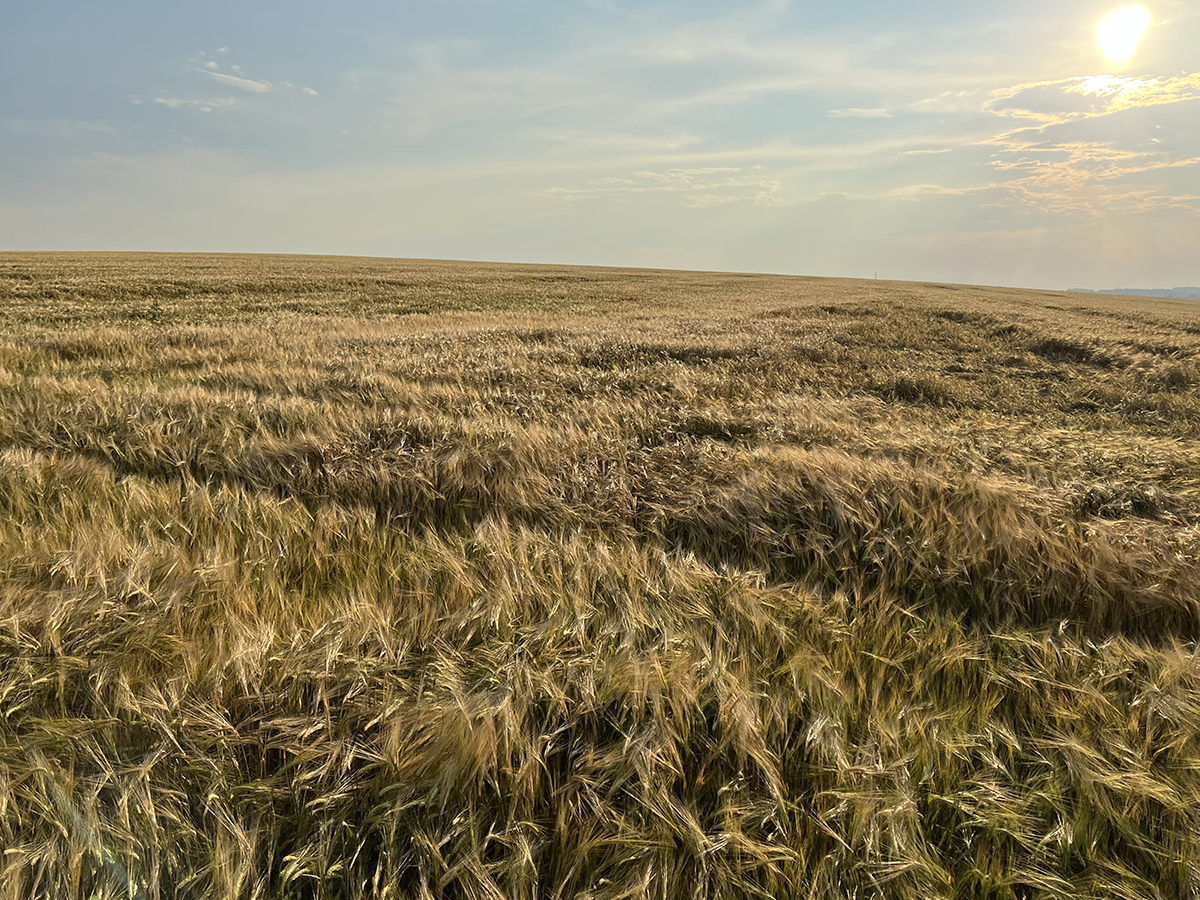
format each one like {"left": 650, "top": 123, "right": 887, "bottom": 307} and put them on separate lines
{"left": 2, "top": 252, "right": 1200, "bottom": 899}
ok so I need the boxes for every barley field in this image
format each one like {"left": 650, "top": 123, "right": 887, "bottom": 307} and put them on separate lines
{"left": 2, "top": 252, "right": 1200, "bottom": 900}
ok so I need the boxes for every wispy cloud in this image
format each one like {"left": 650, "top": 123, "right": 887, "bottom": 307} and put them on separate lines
{"left": 525, "top": 128, "right": 705, "bottom": 153}
{"left": 5, "top": 119, "right": 115, "bottom": 137}
{"left": 827, "top": 108, "right": 892, "bottom": 118}
{"left": 182, "top": 51, "right": 320, "bottom": 99}
{"left": 888, "top": 183, "right": 988, "bottom": 197}
{"left": 986, "top": 73, "right": 1200, "bottom": 124}
{"left": 970, "top": 71, "right": 1200, "bottom": 214}
{"left": 205, "top": 71, "right": 272, "bottom": 93}
{"left": 348, "top": 6, "right": 919, "bottom": 142}
{"left": 909, "top": 90, "right": 987, "bottom": 114}
{"left": 632, "top": 0, "right": 850, "bottom": 68}
{"left": 821, "top": 183, "right": 996, "bottom": 202}
{"left": 985, "top": 137, "right": 1200, "bottom": 214}
{"left": 542, "top": 166, "right": 783, "bottom": 206}
{"left": 144, "top": 54, "right": 321, "bottom": 115}
{"left": 152, "top": 96, "right": 237, "bottom": 113}
{"left": 348, "top": 44, "right": 601, "bottom": 139}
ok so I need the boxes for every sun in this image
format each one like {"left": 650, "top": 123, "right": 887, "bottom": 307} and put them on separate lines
{"left": 1097, "top": 6, "right": 1151, "bottom": 64}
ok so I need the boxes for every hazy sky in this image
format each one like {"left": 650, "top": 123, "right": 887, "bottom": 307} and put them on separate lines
{"left": 2, "top": 0, "right": 1198, "bottom": 288}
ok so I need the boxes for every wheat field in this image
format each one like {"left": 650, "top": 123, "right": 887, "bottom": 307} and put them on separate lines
{"left": 2, "top": 252, "right": 1200, "bottom": 899}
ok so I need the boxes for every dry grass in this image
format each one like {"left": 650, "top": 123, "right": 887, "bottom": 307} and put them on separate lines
{"left": 2, "top": 252, "right": 1200, "bottom": 899}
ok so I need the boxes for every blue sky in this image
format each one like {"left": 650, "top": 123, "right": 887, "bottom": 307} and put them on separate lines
{"left": 2, "top": 0, "right": 1198, "bottom": 288}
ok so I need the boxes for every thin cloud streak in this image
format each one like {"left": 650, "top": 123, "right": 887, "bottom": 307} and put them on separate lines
{"left": 5, "top": 119, "right": 116, "bottom": 137}
{"left": 153, "top": 96, "right": 238, "bottom": 112}
{"left": 828, "top": 108, "right": 892, "bottom": 118}
{"left": 540, "top": 166, "right": 783, "bottom": 206}
{"left": 205, "top": 71, "right": 272, "bottom": 93}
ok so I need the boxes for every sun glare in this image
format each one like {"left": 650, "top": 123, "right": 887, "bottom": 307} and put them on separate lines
{"left": 1097, "top": 6, "right": 1151, "bottom": 64}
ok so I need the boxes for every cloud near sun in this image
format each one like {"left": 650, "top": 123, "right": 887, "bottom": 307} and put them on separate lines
{"left": 972, "top": 70, "right": 1200, "bottom": 217}
{"left": 986, "top": 72, "right": 1200, "bottom": 125}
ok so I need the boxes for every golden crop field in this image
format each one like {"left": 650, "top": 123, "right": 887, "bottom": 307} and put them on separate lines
{"left": 2, "top": 252, "right": 1200, "bottom": 899}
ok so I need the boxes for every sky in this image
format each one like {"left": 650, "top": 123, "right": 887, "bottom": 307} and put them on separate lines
{"left": 2, "top": 0, "right": 1198, "bottom": 289}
